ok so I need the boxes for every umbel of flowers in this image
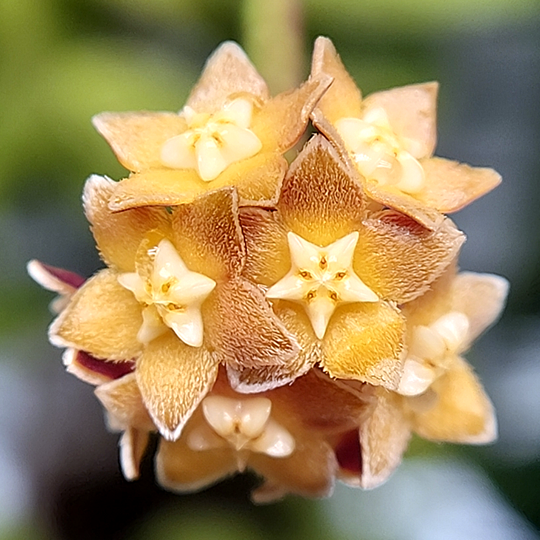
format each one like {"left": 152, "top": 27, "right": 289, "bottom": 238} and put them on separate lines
{"left": 29, "top": 38, "right": 508, "bottom": 501}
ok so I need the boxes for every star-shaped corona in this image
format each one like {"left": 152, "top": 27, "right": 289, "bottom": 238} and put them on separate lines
{"left": 266, "top": 231, "right": 379, "bottom": 339}
{"left": 118, "top": 238, "right": 216, "bottom": 347}
{"left": 161, "top": 97, "right": 263, "bottom": 181}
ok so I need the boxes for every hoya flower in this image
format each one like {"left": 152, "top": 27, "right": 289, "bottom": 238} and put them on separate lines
{"left": 93, "top": 41, "right": 331, "bottom": 211}
{"left": 48, "top": 176, "right": 299, "bottom": 440}
{"left": 310, "top": 37, "right": 501, "bottom": 229}
{"left": 335, "top": 268, "right": 508, "bottom": 489}
{"left": 238, "top": 135, "right": 464, "bottom": 391}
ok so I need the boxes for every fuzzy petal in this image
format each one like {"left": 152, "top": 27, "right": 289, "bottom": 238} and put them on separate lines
{"left": 171, "top": 188, "right": 244, "bottom": 281}
{"left": 310, "top": 37, "right": 363, "bottom": 123}
{"left": 278, "top": 135, "right": 365, "bottom": 246}
{"left": 136, "top": 332, "right": 219, "bottom": 440}
{"left": 109, "top": 152, "right": 286, "bottom": 211}
{"left": 94, "top": 373, "right": 155, "bottom": 432}
{"left": 186, "top": 42, "right": 269, "bottom": 113}
{"left": 361, "top": 82, "right": 438, "bottom": 159}
{"left": 412, "top": 357, "right": 497, "bottom": 444}
{"left": 120, "top": 427, "right": 150, "bottom": 481}
{"left": 322, "top": 303, "right": 405, "bottom": 389}
{"left": 355, "top": 210, "right": 465, "bottom": 304}
{"left": 204, "top": 279, "right": 300, "bottom": 371}
{"left": 49, "top": 269, "right": 143, "bottom": 361}
{"left": 419, "top": 157, "right": 502, "bottom": 213}
{"left": 83, "top": 175, "right": 171, "bottom": 271}
{"left": 92, "top": 112, "right": 188, "bottom": 172}
{"left": 252, "top": 74, "right": 332, "bottom": 152}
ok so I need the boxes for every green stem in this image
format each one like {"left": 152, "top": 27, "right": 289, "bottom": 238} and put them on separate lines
{"left": 241, "top": 0, "right": 305, "bottom": 94}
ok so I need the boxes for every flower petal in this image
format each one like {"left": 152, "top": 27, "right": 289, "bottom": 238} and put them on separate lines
{"left": 92, "top": 112, "right": 188, "bottom": 172}
{"left": 136, "top": 332, "right": 219, "bottom": 440}
{"left": 171, "top": 187, "right": 244, "bottom": 281}
{"left": 94, "top": 373, "right": 155, "bottom": 431}
{"left": 361, "top": 82, "right": 438, "bottom": 159}
{"left": 49, "top": 269, "right": 143, "bottom": 361}
{"left": 412, "top": 356, "right": 497, "bottom": 444}
{"left": 278, "top": 135, "right": 365, "bottom": 246}
{"left": 63, "top": 349, "right": 135, "bottom": 385}
{"left": 419, "top": 157, "right": 502, "bottom": 213}
{"left": 186, "top": 42, "right": 269, "bottom": 113}
{"left": 252, "top": 73, "right": 332, "bottom": 152}
{"left": 310, "top": 37, "right": 363, "bottom": 123}
{"left": 109, "top": 152, "right": 287, "bottom": 211}
{"left": 83, "top": 174, "right": 171, "bottom": 271}
{"left": 119, "top": 427, "right": 150, "bottom": 481}
{"left": 204, "top": 279, "right": 300, "bottom": 371}
{"left": 355, "top": 210, "right": 465, "bottom": 304}
{"left": 322, "top": 303, "right": 405, "bottom": 389}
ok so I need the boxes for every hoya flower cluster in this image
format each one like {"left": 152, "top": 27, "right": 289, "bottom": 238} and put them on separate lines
{"left": 29, "top": 38, "right": 508, "bottom": 501}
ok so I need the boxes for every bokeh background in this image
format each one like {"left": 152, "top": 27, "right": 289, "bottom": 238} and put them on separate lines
{"left": 1, "top": 0, "right": 540, "bottom": 538}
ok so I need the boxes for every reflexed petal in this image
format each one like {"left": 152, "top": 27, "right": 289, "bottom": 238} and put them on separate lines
{"left": 156, "top": 436, "right": 237, "bottom": 493}
{"left": 171, "top": 188, "right": 244, "bottom": 281}
{"left": 450, "top": 272, "right": 509, "bottom": 347}
{"left": 252, "top": 74, "right": 333, "bottom": 152}
{"left": 50, "top": 269, "right": 143, "bottom": 361}
{"left": 63, "top": 349, "right": 135, "bottom": 385}
{"left": 109, "top": 153, "right": 286, "bottom": 211}
{"left": 92, "top": 112, "right": 188, "bottom": 172}
{"left": 278, "top": 136, "right": 365, "bottom": 246}
{"left": 239, "top": 206, "right": 290, "bottom": 286}
{"left": 419, "top": 157, "right": 502, "bottom": 213}
{"left": 412, "top": 357, "right": 497, "bottom": 443}
{"left": 322, "top": 303, "right": 405, "bottom": 389}
{"left": 27, "top": 260, "right": 84, "bottom": 295}
{"left": 95, "top": 373, "right": 155, "bottom": 431}
{"left": 83, "top": 175, "right": 171, "bottom": 271}
{"left": 361, "top": 82, "right": 439, "bottom": 159}
{"left": 355, "top": 210, "right": 465, "bottom": 303}
{"left": 310, "top": 37, "right": 363, "bottom": 123}
{"left": 204, "top": 279, "right": 300, "bottom": 370}
{"left": 120, "top": 427, "right": 150, "bottom": 481}
{"left": 186, "top": 42, "right": 269, "bottom": 113}
{"left": 136, "top": 332, "right": 219, "bottom": 440}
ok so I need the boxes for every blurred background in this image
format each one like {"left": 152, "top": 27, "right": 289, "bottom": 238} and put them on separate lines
{"left": 1, "top": 0, "right": 540, "bottom": 538}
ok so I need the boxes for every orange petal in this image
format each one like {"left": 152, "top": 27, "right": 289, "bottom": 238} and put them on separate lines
{"left": 156, "top": 436, "right": 237, "bottom": 493}
{"left": 186, "top": 42, "right": 269, "bottom": 113}
{"left": 119, "top": 427, "right": 150, "bottom": 481}
{"left": 136, "top": 332, "right": 219, "bottom": 440}
{"left": 49, "top": 269, "right": 143, "bottom": 361}
{"left": 92, "top": 112, "right": 188, "bottom": 172}
{"left": 451, "top": 272, "right": 509, "bottom": 346}
{"left": 412, "top": 356, "right": 497, "bottom": 444}
{"left": 310, "top": 37, "right": 363, "bottom": 123}
{"left": 419, "top": 157, "right": 502, "bottom": 213}
{"left": 83, "top": 175, "right": 171, "bottom": 272}
{"left": 278, "top": 135, "right": 365, "bottom": 246}
{"left": 355, "top": 210, "right": 465, "bottom": 304}
{"left": 361, "top": 82, "right": 439, "bottom": 159}
{"left": 171, "top": 188, "right": 244, "bottom": 281}
{"left": 204, "top": 279, "right": 300, "bottom": 371}
{"left": 252, "top": 74, "right": 332, "bottom": 153}
{"left": 239, "top": 206, "right": 290, "bottom": 286}
{"left": 94, "top": 373, "right": 155, "bottom": 431}
{"left": 322, "top": 302, "right": 405, "bottom": 389}
{"left": 109, "top": 153, "right": 286, "bottom": 212}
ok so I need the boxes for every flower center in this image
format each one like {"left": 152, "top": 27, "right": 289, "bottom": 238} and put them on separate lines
{"left": 187, "top": 396, "right": 295, "bottom": 469}
{"left": 160, "top": 97, "right": 263, "bottom": 181}
{"left": 398, "top": 311, "right": 470, "bottom": 396}
{"left": 117, "top": 239, "right": 216, "bottom": 347}
{"left": 266, "top": 231, "right": 378, "bottom": 339}
{"left": 335, "top": 107, "right": 425, "bottom": 194}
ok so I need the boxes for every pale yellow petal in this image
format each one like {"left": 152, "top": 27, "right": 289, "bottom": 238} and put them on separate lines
{"left": 419, "top": 157, "right": 502, "bottom": 213}
{"left": 322, "top": 303, "right": 405, "bottom": 389}
{"left": 49, "top": 269, "right": 143, "bottom": 361}
{"left": 119, "top": 427, "right": 150, "bottom": 481}
{"left": 136, "top": 332, "right": 219, "bottom": 440}
{"left": 83, "top": 175, "right": 171, "bottom": 272}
